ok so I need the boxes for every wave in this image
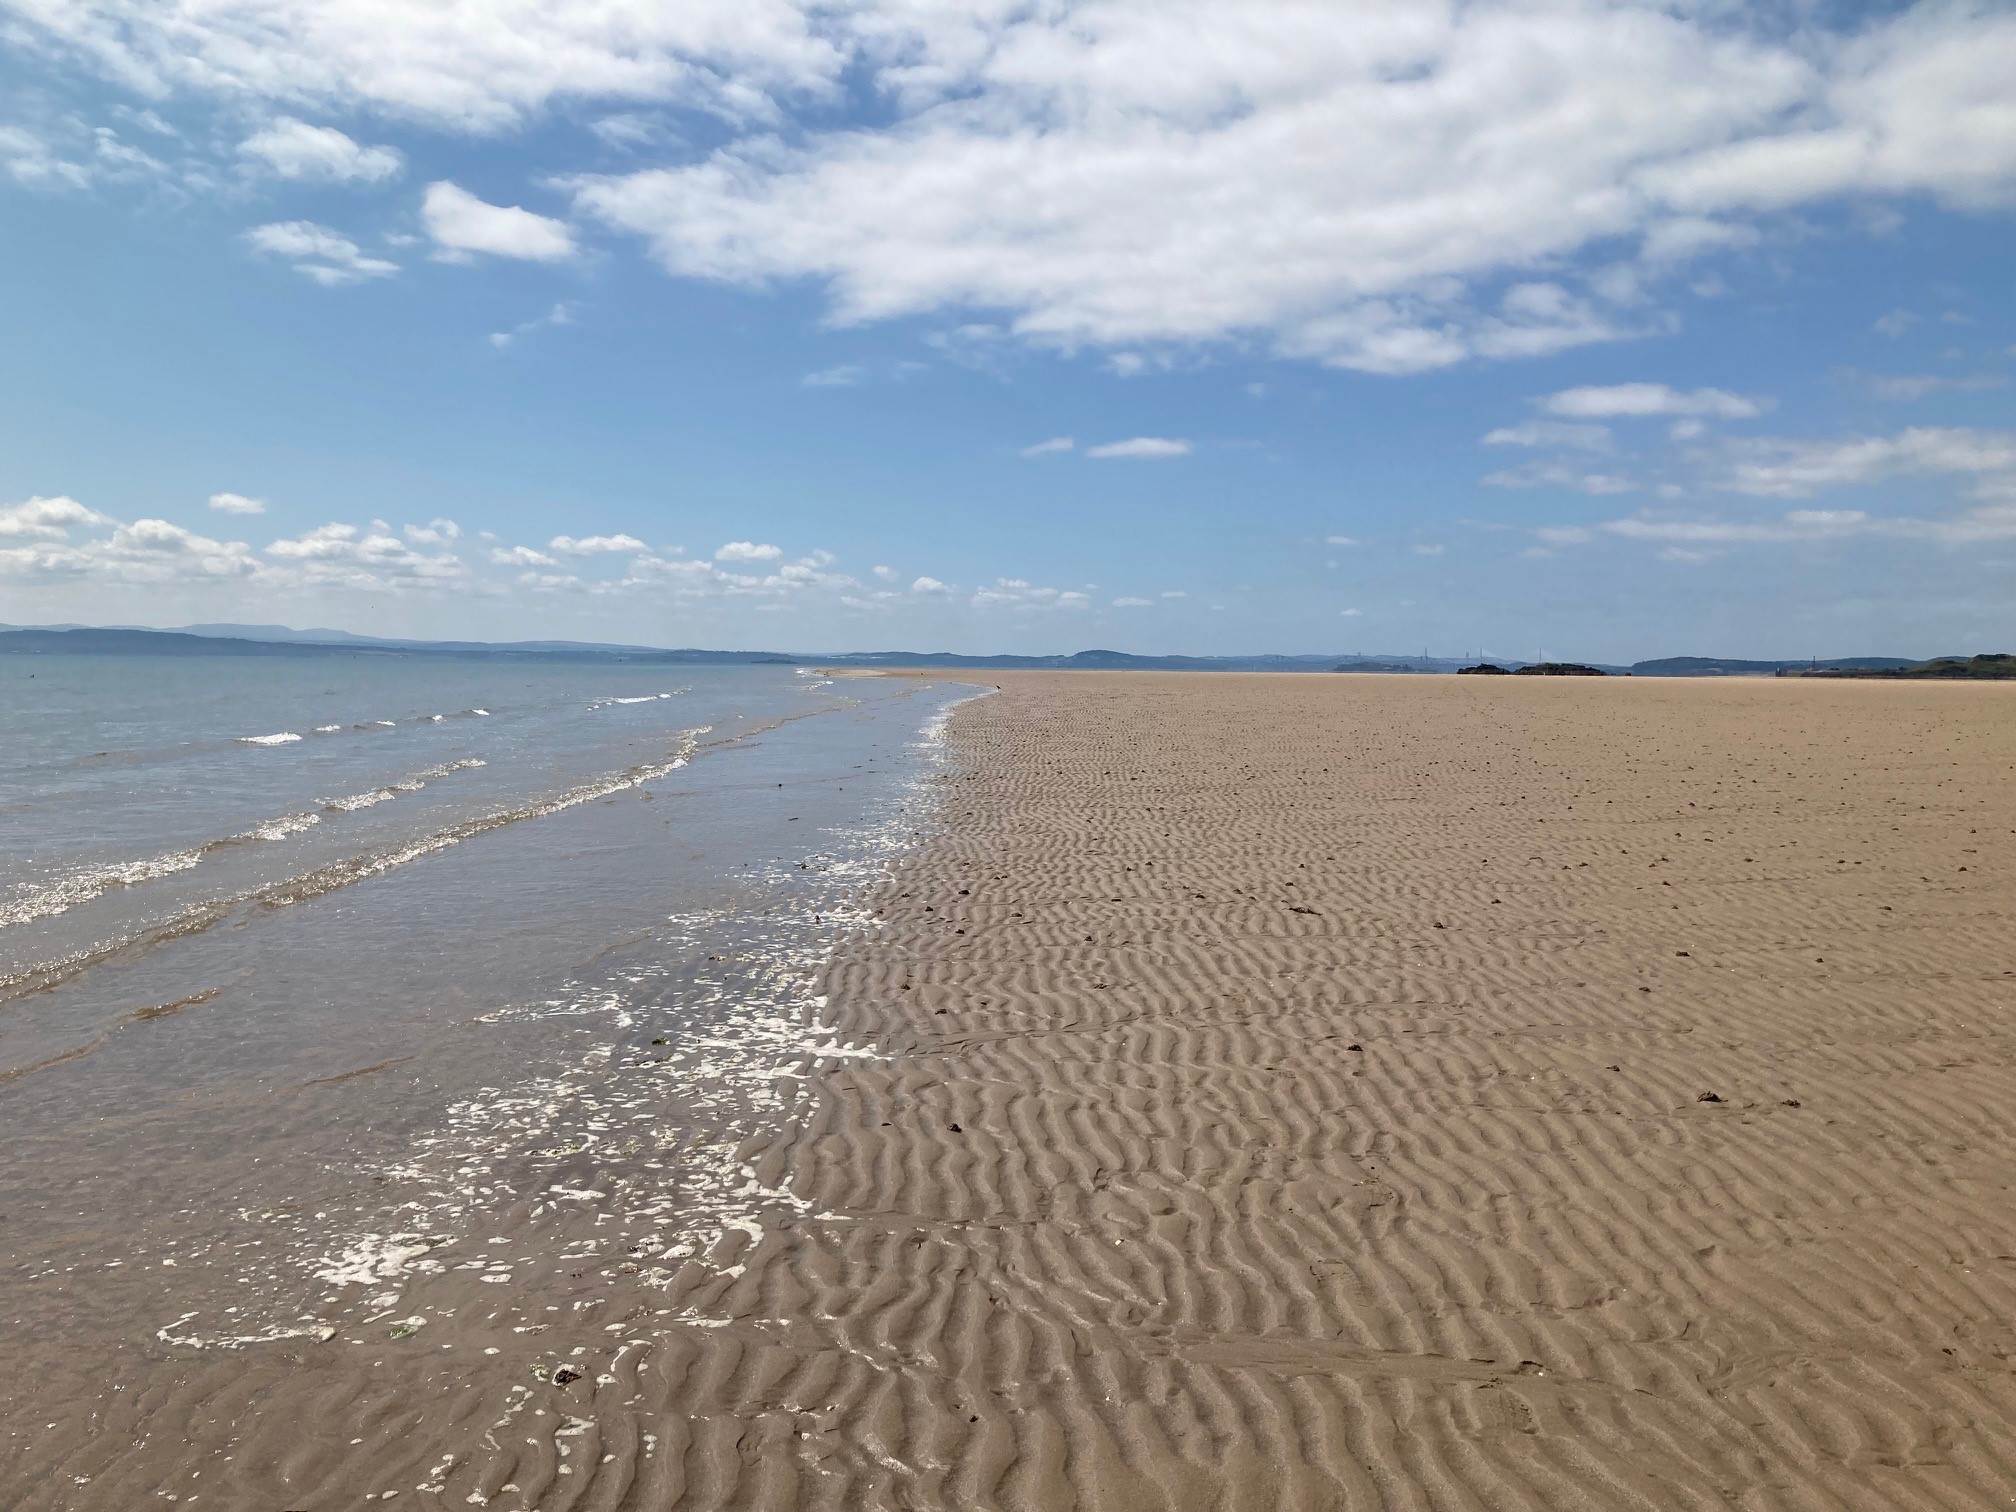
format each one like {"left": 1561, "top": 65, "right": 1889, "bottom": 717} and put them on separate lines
{"left": 588, "top": 690, "right": 688, "bottom": 710}
{"left": 236, "top": 732, "right": 302, "bottom": 746}
{"left": 2, "top": 757, "right": 495, "bottom": 932}
{"left": 0, "top": 733, "right": 707, "bottom": 1003}
{"left": 321, "top": 758, "right": 486, "bottom": 814}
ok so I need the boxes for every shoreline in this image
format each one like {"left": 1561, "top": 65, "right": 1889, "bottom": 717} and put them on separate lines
{"left": 13, "top": 669, "right": 2016, "bottom": 1507}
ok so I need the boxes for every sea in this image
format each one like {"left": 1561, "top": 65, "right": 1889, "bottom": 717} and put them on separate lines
{"left": 0, "top": 653, "right": 981, "bottom": 1463}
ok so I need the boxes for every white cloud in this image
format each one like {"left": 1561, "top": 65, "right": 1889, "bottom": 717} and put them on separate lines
{"left": 490, "top": 544, "right": 559, "bottom": 567}
{"left": 563, "top": 3, "right": 2016, "bottom": 374}
{"left": 1020, "top": 436, "right": 1075, "bottom": 458}
{"left": 909, "top": 575, "right": 950, "bottom": 596}
{"left": 1112, "top": 596, "right": 1151, "bottom": 607}
{"left": 1085, "top": 437, "right": 1190, "bottom": 460}
{"left": 871, "top": 563, "right": 897, "bottom": 581}
{"left": 802, "top": 363, "right": 865, "bottom": 386}
{"left": 8, "top": 0, "right": 843, "bottom": 131}
{"left": 422, "top": 181, "right": 575, "bottom": 262}
{"left": 1542, "top": 384, "right": 1763, "bottom": 419}
{"left": 1859, "top": 372, "right": 2008, "bottom": 401}
{"left": 238, "top": 117, "right": 400, "bottom": 182}
{"left": 245, "top": 220, "right": 397, "bottom": 284}
{"left": 550, "top": 533, "right": 647, "bottom": 554}
{"left": 490, "top": 302, "right": 575, "bottom": 348}
{"left": 1874, "top": 309, "right": 1918, "bottom": 337}
{"left": 1483, "top": 461, "right": 1637, "bottom": 495}
{"left": 0, "top": 495, "right": 110, "bottom": 539}
{"left": 1339, "top": 608, "right": 1362, "bottom": 617}
{"left": 1721, "top": 426, "right": 2016, "bottom": 498}
{"left": 971, "top": 577, "right": 1092, "bottom": 609}
{"left": 1, "top": 498, "right": 260, "bottom": 583}
{"left": 1482, "top": 421, "right": 1614, "bottom": 451}
{"left": 1322, "top": 535, "right": 1357, "bottom": 548}
{"left": 207, "top": 491, "right": 265, "bottom": 515}
{"left": 265, "top": 521, "right": 468, "bottom": 589}
{"left": 1160, "top": 589, "right": 1186, "bottom": 598}
{"left": 715, "top": 540, "right": 782, "bottom": 562}
{"left": 1595, "top": 483, "right": 2016, "bottom": 547}
{"left": 14, "top": 3, "right": 2014, "bottom": 376}
{"left": 404, "top": 518, "right": 460, "bottom": 546}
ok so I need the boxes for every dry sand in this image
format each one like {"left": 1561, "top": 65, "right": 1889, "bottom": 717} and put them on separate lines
{"left": 17, "top": 670, "right": 2016, "bottom": 1509}
{"left": 770, "top": 671, "right": 2016, "bottom": 1509}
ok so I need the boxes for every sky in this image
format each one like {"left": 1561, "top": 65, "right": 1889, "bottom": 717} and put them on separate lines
{"left": 1, "top": 0, "right": 2012, "bottom": 661}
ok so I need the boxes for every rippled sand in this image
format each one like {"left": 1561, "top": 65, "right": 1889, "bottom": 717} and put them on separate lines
{"left": 18, "top": 671, "right": 2016, "bottom": 1509}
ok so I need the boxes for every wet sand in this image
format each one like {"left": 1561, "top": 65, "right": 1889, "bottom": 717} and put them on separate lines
{"left": 17, "top": 670, "right": 2016, "bottom": 1508}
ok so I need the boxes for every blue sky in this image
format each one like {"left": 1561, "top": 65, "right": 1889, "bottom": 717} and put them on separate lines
{"left": 2, "top": 0, "right": 2012, "bottom": 660}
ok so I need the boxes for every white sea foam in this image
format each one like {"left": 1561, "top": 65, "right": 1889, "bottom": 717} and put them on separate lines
{"left": 0, "top": 791, "right": 354, "bottom": 929}
{"left": 314, "top": 724, "right": 342, "bottom": 734}
{"left": 588, "top": 690, "right": 688, "bottom": 710}
{"left": 321, "top": 758, "right": 486, "bottom": 814}
{"left": 0, "top": 849, "right": 205, "bottom": 929}
{"left": 248, "top": 813, "right": 321, "bottom": 841}
{"left": 237, "top": 732, "right": 302, "bottom": 746}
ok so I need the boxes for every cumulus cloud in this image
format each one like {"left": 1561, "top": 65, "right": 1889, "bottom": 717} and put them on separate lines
{"left": 208, "top": 491, "right": 266, "bottom": 515}
{"left": 422, "top": 181, "right": 575, "bottom": 262}
{"left": 245, "top": 220, "right": 398, "bottom": 284}
{"left": 1721, "top": 426, "right": 2016, "bottom": 498}
{"left": 1542, "top": 384, "right": 1764, "bottom": 419}
{"left": 1483, "top": 421, "right": 1614, "bottom": 451}
{"left": 1020, "top": 437, "right": 1075, "bottom": 458}
{"left": 1, "top": 496, "right": 259, "bottom": 583}
{"left": 550, "top": 533, "right": 647, "bottom": 554}
{"left": 1483, "top": 461, "right": 1638, "bottom": 495}
{"left": 0, "top": 495, "right": 111, "bottom": 539}
{"left": 265, "top": 520, "right": 468, "bottom": 589}
{"left": 1598, "top": 501, "right": 2016, "bottom": 547}
{"left": 490, "top": 544, "right": 558, "bottom": 567}
{"left": 909, "top": 575, "right": 951, "bottom": 596}
{"left": 5, "top": 0, "right": 845, "bottom": 132}
{"left": 561, "top": 3, "right": 2016, "bottom": 374}
{"left": 1112, "top": 596, "right": 1152, "bottom": 607}
{"left": 14, "top": 3, "right": 2015, "bottom": 375}
{"left": 490, "top": 302, "right": 575, "bottom": 349}
{"left": 715, "top": 540, "right": 782, "bottom": 562}
{"left": 404, "top": 518, "right": 460, "bottom": 546}
{"left": 238, "top": 118, "right": 400, "bottom": 182}
{"left": 871, "top": 563, "right": 898, "bottom": 581}
{"left": 971, "top": 577, "right": 1092, "bottom": 609}
{"left": 1085, "top": 437, "right": 1190, "bottom": 460}
{"left": 801, "top": 363, "right": 864, "bottom": 387}
{"left": 1858, "top": 372, "right": 2008, "bottom": 401}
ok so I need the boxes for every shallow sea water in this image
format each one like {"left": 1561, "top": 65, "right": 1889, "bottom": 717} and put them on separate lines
{"left": 0, "top": 653, "right": 982, "bottom": 1501}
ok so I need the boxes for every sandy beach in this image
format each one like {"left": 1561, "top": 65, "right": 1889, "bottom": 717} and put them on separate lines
{"left": 772, "top": 671, "right": 2016, "bottom": 1509}
{"left": 15, "top": 669, "right": 2016, "bottom": 1509}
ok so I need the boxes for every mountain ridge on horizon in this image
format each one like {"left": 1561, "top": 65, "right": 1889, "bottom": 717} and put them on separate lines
{"left": 0, "top": 622, "right": 1943, "bottom": 677}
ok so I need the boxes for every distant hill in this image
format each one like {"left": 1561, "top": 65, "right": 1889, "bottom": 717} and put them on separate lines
{"left": 1781, "top": 653, "right": 2016, "bottom": 680}
{"left": 2, "top": 625, "right": 1973, "bottom": 677}
{"left": 1631, "top": 656, "right": 1920, "bottom": 677}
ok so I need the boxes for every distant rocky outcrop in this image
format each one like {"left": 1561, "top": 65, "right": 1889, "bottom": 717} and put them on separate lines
{"left": 1457, "top": 663, "right": 1509, "bottom": 675}
{"left": 1513, "top": 662, "right": 1610, "bottom": 676}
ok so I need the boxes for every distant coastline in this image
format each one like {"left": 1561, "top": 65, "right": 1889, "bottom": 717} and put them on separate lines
{"left": 0, "top": 623, "right": 2004, "bottom": 678}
